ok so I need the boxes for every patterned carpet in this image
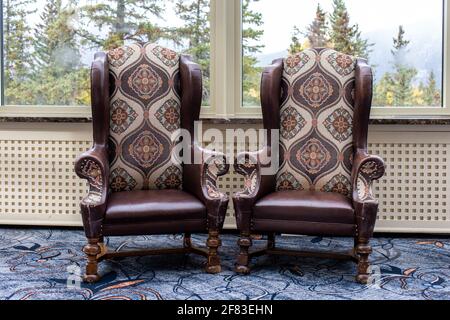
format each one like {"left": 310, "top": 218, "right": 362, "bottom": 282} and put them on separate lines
{"left": 0, "top": 228, "right": 449, "bottom": 300}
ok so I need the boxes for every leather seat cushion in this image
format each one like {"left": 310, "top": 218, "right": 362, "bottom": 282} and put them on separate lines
{"left": 105, "top": 190, "right": 206, "bottom": 224}
{"left": 254, "top": 191, "right": 355, "bottom": 225}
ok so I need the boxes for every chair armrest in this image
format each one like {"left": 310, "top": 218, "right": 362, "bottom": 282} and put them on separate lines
{"left": 201, "top": 147, "right": 230, "bottom": 202}
{"left": 234, "top": 151, "right": 261, "bottom": 200}
{"left": 352, "top": 150, "right": 386, "bottom": 203}
{"left": 75, "top": 146, "right": 109, "bottom": 208}
{"left": 185, "top": 144, "right": 229, "bottom": 230}
{"left": 233, "top": 147, "right": 275, "bottom": 203}
{"left": 233, "top": 148, "right": 275, "bottom": 234}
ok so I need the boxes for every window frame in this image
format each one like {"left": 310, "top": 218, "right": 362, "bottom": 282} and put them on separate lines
{"left": 0, "top": 0, "right": 220, "bottom": 119}
{"left": 0, "top": 0, "right": 449, "bottom": 119}
{"left": 231, "top": 0, "right": 450, "bottom": 118}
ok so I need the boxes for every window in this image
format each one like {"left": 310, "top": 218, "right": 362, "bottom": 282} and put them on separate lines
{"left": 1, "top": 0, "right": 211, "bottom": 109}
{"left": 242, "top": 0, "right": 449, "bottom": 116}
{"left": 0, "top": 0, "right": 449, "bottom": 118}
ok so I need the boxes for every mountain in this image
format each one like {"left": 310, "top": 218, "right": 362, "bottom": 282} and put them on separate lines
{"left": 364, "top": 22, "right": 442, "bottom": 87}
{"left": 256, "top": 50, "right": 288, "bottom": 67}
{"left": 254, "top": 22, "right": 443, "bottom": 88}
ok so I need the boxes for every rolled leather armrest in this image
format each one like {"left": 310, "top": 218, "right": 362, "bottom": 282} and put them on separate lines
{"left": 233, "top": 148, "right": 275, "bottom": 233}
{"left": 201, "top": 148, "right": 230, "bottom": 201}
{"left": 74, "top": 146, "right": 109, "bottom": 238}
{"left": 352, "top": 149, "right": 386, "bottom": 204}
{"left": 183, "top": 144, "right": 230, "bottom": 230}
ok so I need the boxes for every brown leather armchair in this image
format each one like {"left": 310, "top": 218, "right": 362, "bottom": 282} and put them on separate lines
{"left": 75, "top": 43, "right": 229, "bottom": 282}
{"left": 233, "top": 48, "right": 385, "bottom": 284}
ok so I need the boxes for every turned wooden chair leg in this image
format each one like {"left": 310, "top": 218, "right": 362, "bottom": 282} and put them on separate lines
{"left": 206, "top": 230, "right": 222, "bottom": 274}
{"left": 97, "top": 236, "right": 108, "bottom": 257}
{"left": 83, "top": 238, "right": 101, "bottom": 283}
{"left": 235, "top": 233, "right": 252, "bottom": 274}
{"left": 267, "top": 233, "right": 276, "bottom": 250}
{"left": 355, "top": 238, "right": 373, "bottom": 284}
{"left": 184, "top": 233, "right": 192, "bottom": 249}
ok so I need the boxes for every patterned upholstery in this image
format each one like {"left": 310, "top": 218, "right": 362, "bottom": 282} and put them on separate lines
{"left": 277, "top": 48, "right": 357, "bottom": 198}
{"left": 107, "top": 43, "right": 183, "bottom": 192}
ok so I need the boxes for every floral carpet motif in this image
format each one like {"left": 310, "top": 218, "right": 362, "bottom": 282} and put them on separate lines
{"left": 0, "top": 228, "right": 449, "bottom": 300}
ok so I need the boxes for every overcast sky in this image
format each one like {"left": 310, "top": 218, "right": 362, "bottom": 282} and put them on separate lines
{"left": 250, "top": 0, "right": 444, "bottom": 54}
{"left": 25, "top": 0, "right": 444, "bottom": 69}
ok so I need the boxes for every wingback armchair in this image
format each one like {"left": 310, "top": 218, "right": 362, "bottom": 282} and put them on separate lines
{"left": 233, "top": 48, "right": 385, "bottom": 284}
{"left": 75, "top": 43, "right": 229, "bottom": 282}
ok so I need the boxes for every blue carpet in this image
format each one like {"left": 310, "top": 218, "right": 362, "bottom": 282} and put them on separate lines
{"left": 0, "top": 228, "right": 449, "bottom": 300}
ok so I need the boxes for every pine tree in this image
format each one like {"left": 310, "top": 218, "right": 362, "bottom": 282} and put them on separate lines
{"left": 3, "top": 0, "right": 36, "bottom": 104}
{"left": 3, "top": 0, "right": 35, "bottom": 82}
{"left": 373, "top": 73, "right": 394, "bottom": 106}
{"left": 392, "top": 25, "right": 409, "bottom": 54}
{"left": 289, "top": 4, "right": 329, "bottom": 54}
{"left": 390, "top": 25, "right": 418, "bottom": 106}
{"left": 175, "top": 0, "right": 211, "bottom": 104}
{"left": 289, "top": 26, "right": 306, "bottom": 55}
{"left": 423, "top": 71, "right": 441, "bottom": 106}
{"left": 76, "top": 0, "right": 166, "bottom": 49}
{"left": 242, "top": 0, "right": 264, "bottom": 106}
{"left": 25, "top": 0, "right": 89, "bottom": 106}
{"left": 34, "top": 0, "right": 80, "bottom": 73}
{"left": 329, "top": 0, "right": 371, "bottom": 58}
{"left": 306, "top": 4, "right": 328, "bottom": 48}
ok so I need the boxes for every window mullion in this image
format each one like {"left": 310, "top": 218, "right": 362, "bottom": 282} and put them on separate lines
{"left": 208, "top": 0, "right": 235, "bottom": 119}
{"left": 444, "top": 0, "right": 450, "bottom": 111}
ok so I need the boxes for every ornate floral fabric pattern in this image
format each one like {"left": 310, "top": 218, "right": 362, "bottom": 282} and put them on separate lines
{"left": 300, "top": 72, "right": 334, "bottom": 109}
{"left": 277, "top": 172, "right": 303, "bottom": 191}
{"left": 110, "top": 168, "right": 137, "bottom": 193}
{"left": 128, "top": 64, "right": 164, "bottom": 100}
{"left": 155, "top": 166, "right": 183, "bottom": 190}
{"left": 108, "top": 43, "right": 182, "bottom": 192}
{"left": 277, "top": 48, "right": 357, "bottom": 198}
{"left": 284, "top": 52, "right": 310, "bottom": 76}
{"left": 296, "top": 138, "right": 332, "bottom": 175}
{"left": 280, "top": 106, "right": 306, "bottom": 140}
{"left": 321, "top": 173, "right": 351, "bottom": 196}
{"left": 108, "top": 46, "right": 135, "bottom": 68}
{"left": 323, "top": 108, "right": 353, "bottom": 143}
{"left": 110, "top": 99, "right": 138, "bottom": 134}
{"left": 152, "top": 46, "right": 179, "bottom": 68}
{"left": 156, "top": 98, "right": 181, "bottom": 132}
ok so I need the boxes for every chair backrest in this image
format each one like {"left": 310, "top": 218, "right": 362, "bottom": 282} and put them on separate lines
{"left": 276, "top": 48, "right": 357, "bottom": 198}
{"left": 107, "top": 43, "right": 183, "bottom": 192}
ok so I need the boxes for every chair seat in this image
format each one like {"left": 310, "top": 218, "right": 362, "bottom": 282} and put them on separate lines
{"left": 254, "top": 191, "right": 355, "bottom": 225}
{"left": 105, "top": 190, "right": 206, "bottom": 224}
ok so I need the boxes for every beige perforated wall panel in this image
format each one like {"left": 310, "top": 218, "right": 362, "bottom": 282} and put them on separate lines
{"left": 0, "top": 122, "right": 450, "bottom": 234}
{"left": 0, "top": 123, "right": 90, "bottom": 226}
{"left": 214, "top": 124, "right": 450, "bottom": 234}
{"left": 368, "top": 126, "right": 450, "bottom": 233}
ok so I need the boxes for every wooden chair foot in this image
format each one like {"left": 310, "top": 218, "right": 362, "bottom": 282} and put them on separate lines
{"left": 206, "top": 230, "right": 222, "bottom": 274}
{"left": 355, "top": 240, "right": 372, "bottom": 285}
{"left": 267, "top": 233, "right": 276, "bottom": 250}
{"left": 235, "top": 264, "right": 251, "bottom": 275}
{"left": 98, "top": 242, "right": 108, "bottom": 257}
{"left": 356, "top": 274, "right": 370, "bottom": 285}
{"left": 83, "top": 274, "right": 102, "bottom": 283}
{"left": 206, "top": 264, "right": 222, "bottom": 274}
{"left": 83, "top": 238, "right": 101, "bottom": 283}
{"left": 184, "top": 233, "right": 192, "bottom": 249}
{"left": 235, "top": 234, "right": 252, "bottom": 275}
